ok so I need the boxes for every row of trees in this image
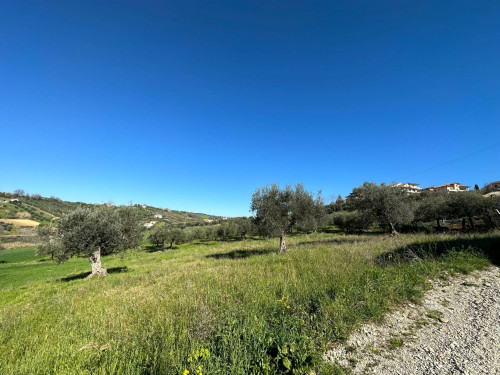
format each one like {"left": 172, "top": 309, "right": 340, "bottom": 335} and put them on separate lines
{"left": 36, "top": 182, "right": 500, "bottom": 276}
{"left": 330, "top": 182, "right": 500, "bottom": 235}
{"left": 148, "top": 218, "right": 259, "bottom": 248}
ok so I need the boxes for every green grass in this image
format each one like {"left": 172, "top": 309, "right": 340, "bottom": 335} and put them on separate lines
{"left": 0, "top": 246, "right": 37, "bottom": 264}
{"left": 0, "top": 231, "right": 497, "bottom": 374}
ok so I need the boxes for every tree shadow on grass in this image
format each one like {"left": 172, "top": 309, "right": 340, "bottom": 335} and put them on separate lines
{"left": 59, "top": 266, "right": 129, "bottom": 282}
{"left": 296, "top": 236, "right": 374, "bottom": 247}
{"left": 206, "top": 248, "right": 274, "bottom": 260}
{"left": 375, "top": 235, "right": 500, "bottom": 267}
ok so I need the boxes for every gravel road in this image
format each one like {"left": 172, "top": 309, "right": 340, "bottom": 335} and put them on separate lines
{"left": 324, "top": 267, "right": 500, "bottom": 375}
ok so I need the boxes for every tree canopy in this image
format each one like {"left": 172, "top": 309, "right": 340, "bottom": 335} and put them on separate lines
{"left": 251, "top": 183, "right": 325, "bottom": 253}
{"left": 37, "top": 206, "right": 142, "bottom": 277}
{"left": 350, "top": 182, "right": 415, "bottom": 235}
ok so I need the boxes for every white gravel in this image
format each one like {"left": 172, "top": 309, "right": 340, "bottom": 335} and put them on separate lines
{"left": 324, "top": 266, "right": 500, "bottom": 375}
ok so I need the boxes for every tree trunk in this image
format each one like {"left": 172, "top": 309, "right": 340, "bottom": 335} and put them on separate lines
{"left": 87, "top": 247, "right": 107, "bottom": 278}
{"left": 461, "top": 217, "right": 466, "bottom": 231}
{"left": 279, "top": 232, "right": 287, "bottom": 253}
{"left": 436, "top": 219, "right": 441, "bottom": 229}
{"left": 389, "top": 222, "right": 399, "bottom": 237}
{"left": 468, "top": 216, "right": 474, "bottom": 229}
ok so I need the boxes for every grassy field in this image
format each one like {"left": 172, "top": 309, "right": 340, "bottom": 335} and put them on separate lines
{"left": 0, "top": 218, "right": 40, "bottom": 227}
{"left": 0, "top": 231, "right": 498, "bottom": 374}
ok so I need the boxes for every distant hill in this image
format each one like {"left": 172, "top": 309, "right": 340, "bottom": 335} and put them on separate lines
{"left": 0, "top": 192, "right": 219, "bottom": 228}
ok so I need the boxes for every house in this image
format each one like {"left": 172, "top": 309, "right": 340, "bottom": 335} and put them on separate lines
{"left": 423, "top": 182, "right": 469, "bottom": 192}
{"left": 154, "top": 214, "right": 163, "bottom": 219}
{"left": 485, "top": 181, "right": 500, "bottom": 192}
{"left": 144, "top": 221, "right": 158, "bottom": 229}
{"left": 389, "top": 182, "right": 422, "bottom": 194}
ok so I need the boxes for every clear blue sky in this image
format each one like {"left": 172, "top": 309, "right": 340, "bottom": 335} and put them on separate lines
{"left": 1, "top": 1, "right": 499, "bottom": 216}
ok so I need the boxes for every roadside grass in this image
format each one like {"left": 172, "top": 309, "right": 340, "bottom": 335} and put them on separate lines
{"left": 0, "top": 231, "right": 497, "bottom": 374}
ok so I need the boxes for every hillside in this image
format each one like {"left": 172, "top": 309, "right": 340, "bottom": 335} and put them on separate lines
{"left": 0, "top": 192, "right": 218, "bottom": 228}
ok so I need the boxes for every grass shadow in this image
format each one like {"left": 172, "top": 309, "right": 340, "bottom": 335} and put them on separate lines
{"left": 59, "top": 266, "right": 129, "bottom": 282}
{"left": 375, "top": 234, "right": 500, "bottom": 267}
{"left": 206, "top": 248, "right": 274, "bottom": 260}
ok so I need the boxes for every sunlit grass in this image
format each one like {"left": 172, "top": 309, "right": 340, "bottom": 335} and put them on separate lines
{"left": 0, "top": 231, "right": 497, "bottom": 374}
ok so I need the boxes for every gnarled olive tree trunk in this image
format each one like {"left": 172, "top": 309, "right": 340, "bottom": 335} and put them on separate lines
{"left": 279, "top": 232, "right": 287, "bottom": 253}
{"left": 87, "top": 247, "right": 108, "bottom": 278}
{"left": 389, "top": 222, "right": 399, "bottom": 237}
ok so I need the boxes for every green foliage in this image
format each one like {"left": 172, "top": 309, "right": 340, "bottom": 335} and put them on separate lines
{"left": 330, "top": 211, "right": 372, "bottom": 233}
{"left": 37, "top": 206, "right": 142, "bottom": 263}
{"left": 415, "top": 193, "right": 447, "bottom": 228}
{"left": 350, "top": 182, "right": 416, "bottom": 234}
{"left": 148, "top": 226, "right": 187, "bottom": 248}
{"left": 251, "top": 183, "right": 294, "bottom": 238}
{"left": 251, "top": 183, "right": 326, "bottom": 244}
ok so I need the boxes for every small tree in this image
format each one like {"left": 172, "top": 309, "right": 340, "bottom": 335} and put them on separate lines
{"left": 251, "top": 184, "right": 294, "bottom": 253}
{"left": 446, "top": 191, "right": 487, "bottom": 230}
{"left": 13, "top": 189, "right": 25, "bottom": 197}
{"left": 415, "top": 193, "right": 448, "bottom": 230}
{"left": 251, "top": 183, "right": 324, "bottom": 253}
{"left": 351, "top": 182, "right": 415, "bottom": 236}
{"left": 148, "top": 225, "right": 168, "bottom": 248}
{"left": 165, "top": 228, "right": 186, "bottom": 248}
{"left": 234, "top": 217, "right": 254, "bottom": 240}
{"left": 37, "top": 206, "right": 142, "bottom": 277}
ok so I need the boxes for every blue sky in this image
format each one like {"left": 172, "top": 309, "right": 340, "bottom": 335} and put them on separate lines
{"left": 1, "top": 1, "right": 499, "bottom": 216}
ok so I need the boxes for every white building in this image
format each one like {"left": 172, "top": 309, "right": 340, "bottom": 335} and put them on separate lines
{"left": 390, "top": 182, "right": 422, "bottom": 194}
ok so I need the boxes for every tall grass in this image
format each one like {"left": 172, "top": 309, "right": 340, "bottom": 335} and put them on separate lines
{"left": 0, "top": 231, "right": 497, "bottom": 374}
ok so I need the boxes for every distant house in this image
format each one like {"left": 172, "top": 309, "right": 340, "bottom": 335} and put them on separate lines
{"left": 144, "top": 221, "right": 158, "bottom": 229}
{"left": 9, "top": 199, "right": 19, "bottom": 202}
{"left": 154, "top": 214, "right": 163, "bottom": 219}
{"left": 389, "top": 182, "right": 422, "bottom": 194}
{"left": 423, "top": 182, "right": 469, "bottom": 193}
{"left": 485, "top": 181, "right": 500, "bottom": 192}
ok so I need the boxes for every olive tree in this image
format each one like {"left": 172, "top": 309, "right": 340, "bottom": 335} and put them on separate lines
{"left": 148, "top": 225, "right": 186, "bottom": 248}
{"left": 251, "top": 183, "right": 324, "bottom": 253}
{"left": 445, "top": 191, "right": 490, "bottom": 230}
{"left": 37, "top": 206, "right": 142, "bottom": 277}
{"left": 415, "top": 193, "right": 448, "bottom": 230}
{"left": 351, "top": 182, "right": 415, "bottom": 236}
{"left": 164, "top": 228, "right": 186, "bottom": 248}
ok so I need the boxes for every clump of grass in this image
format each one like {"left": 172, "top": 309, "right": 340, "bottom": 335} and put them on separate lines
{"left": 387, "top": 338, "right": 404, "bottom": 349}
{"left": 426, "top": 310, "right": 444, "bottom": 321}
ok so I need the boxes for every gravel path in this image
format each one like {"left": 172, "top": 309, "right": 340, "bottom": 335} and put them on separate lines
{"left": 324, "top": 267, "right": 500, "bottom": 375}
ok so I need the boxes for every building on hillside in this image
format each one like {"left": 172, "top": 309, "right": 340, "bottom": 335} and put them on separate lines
{"left": 389, "top": 182, "right": 422, "bottom": 194}
{"left": 423, "top": 182, "right": 469, "bottom": 193}
{"left": 144, "top": 221, "right": 158, "bottom": 229}
{"left": 154, "top": 214, "right": 163, "bottom": 219}
{"left": 485, "top": 181, "right": 500, "bottom": 192}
